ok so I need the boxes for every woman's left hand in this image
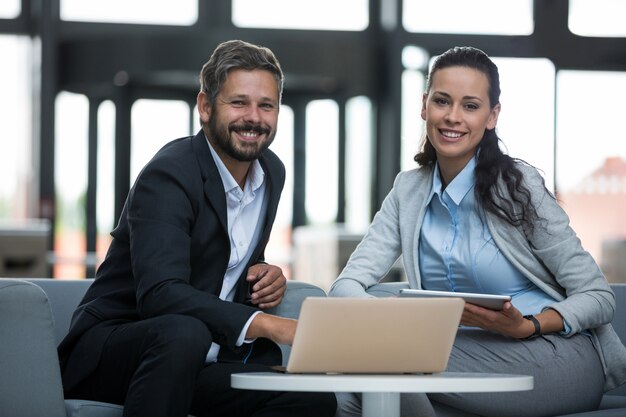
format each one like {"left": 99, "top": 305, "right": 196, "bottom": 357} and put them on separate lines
{"left": 461, "top": 301, "right": 535, "bottom": 339}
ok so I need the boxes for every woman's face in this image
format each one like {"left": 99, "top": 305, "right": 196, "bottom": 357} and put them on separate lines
{"left": 421, "top": 66, "right": 500, "bottom": 171}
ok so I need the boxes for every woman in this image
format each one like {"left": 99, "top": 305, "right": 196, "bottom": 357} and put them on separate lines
{"left": 329, "top": 46, "right": 626, "bottom": 417}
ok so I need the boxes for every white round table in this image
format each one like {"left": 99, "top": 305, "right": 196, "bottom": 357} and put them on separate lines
{"left": 232, "top": 372, "right": 533, "bottom": 417}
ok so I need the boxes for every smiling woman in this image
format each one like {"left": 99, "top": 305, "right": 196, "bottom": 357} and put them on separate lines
{"left": 330, "top": 46, "right": 625, "bottom": 417}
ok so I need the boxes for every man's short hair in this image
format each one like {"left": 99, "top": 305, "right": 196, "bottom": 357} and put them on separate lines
{"left": 199, "top": 40, "right": 284, "bottom": 106}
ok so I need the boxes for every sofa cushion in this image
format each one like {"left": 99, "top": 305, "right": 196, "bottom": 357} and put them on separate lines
{"left": 65, "top": 400, "right": 123, "bottom": 417}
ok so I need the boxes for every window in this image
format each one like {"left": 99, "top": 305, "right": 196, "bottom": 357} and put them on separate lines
{"left": 0, "top": 0, "right": 20, "bottom": 18}
{"left": 556, "top": 70, "right": 626, "bottom": 283}
{"left": 492, "top": 57, "right": 555, "bottom": 191}
{"left": 403, "top": 0, "right": 533, "bottom": 35}
{"left": 55, "top": 92, "right": 89, "bottom": 278}
{"left": 96, "top": 101, "right": 116, "bottom": 262}
{"left": 569, "top": 0, "right": 626, "bottom": 37}
{"left": 130, "top": 99, "right": 191, "bottom": 185}
{"left": 345, "top": 96, "right": 373, "bottom": 232}
{"left": 401, "top": 69, "right": 426, "bottom": 172}
{"left": 0, "top": 35, "right": 32, "bottom": 219}
{"left": 60, "top": 0, "right": 198, "bottom": 25}
{"left": 264, "top": 106, "right": 294, "bottom": 277}
{"left": 306, "top": 100, "right": 338, "bottom": 224}
{"left": 233, "top": 0, "right": 368, "bottom": 30}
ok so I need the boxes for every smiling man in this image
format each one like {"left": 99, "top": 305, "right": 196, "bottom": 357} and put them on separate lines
{"left": 58, "top": 40, "right": 336, "bottom": 417}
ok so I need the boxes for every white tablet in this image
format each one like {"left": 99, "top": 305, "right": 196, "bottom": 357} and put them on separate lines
{"left": 398, "top": 289, "right": 511, "bottom": 310}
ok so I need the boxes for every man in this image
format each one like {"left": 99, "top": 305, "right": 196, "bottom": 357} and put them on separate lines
{"left": 58, "top": 40, "right": 336, "bottom": 417}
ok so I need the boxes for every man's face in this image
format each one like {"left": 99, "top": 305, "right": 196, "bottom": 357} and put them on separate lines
{"left": 201, "top": 69, "right": 279, "bottom": 162}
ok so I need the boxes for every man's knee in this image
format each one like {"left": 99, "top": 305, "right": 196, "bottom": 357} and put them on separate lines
{"left": 145, "top": 314, "right": 212, "bottom": 360}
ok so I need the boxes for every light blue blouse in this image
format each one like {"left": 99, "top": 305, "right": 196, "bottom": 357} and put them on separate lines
{"left": 418, "top": 157, "right": 556, "bottom": 316}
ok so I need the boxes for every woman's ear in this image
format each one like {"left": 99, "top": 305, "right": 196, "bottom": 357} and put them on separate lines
{"left": 487, "top": 103, "right": 501, "bottom": 130}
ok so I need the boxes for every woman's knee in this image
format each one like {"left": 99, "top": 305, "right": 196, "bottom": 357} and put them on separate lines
{"left": 334, "top": 392, "right": 361, "bottom": 417}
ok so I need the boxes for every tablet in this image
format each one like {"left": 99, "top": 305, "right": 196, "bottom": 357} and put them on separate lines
{"left": 398, "top": 289, "right": 511, "bottom": 310}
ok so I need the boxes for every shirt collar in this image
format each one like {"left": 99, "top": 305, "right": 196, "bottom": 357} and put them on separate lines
{"left": 429, "top": 157, "right": 476, "bottom": 206}
{"left": 205, "top": 134, "right": 264, "bottom": 195}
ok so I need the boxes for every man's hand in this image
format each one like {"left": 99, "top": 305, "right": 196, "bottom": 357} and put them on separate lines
{"left": 246, "top": 263, "right": 287, "bottom": 309}
{"left": 246, "top": 313, "right": 297, "bottom": 345}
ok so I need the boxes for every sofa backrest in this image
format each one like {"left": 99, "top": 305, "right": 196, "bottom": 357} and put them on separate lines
{"left": 17, "top": 278, "right": 626, "bottom": 392}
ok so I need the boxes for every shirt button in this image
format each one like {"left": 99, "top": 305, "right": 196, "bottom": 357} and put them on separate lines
{"left": 238, "top": 241, "right": 244, "bottom": 247}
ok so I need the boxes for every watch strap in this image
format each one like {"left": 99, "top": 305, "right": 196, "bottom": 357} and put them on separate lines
{"left": 522, "top": 314, "right": 541, "bottom": 340}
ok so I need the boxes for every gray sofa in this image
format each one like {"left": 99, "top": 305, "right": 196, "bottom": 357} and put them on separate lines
{"left": 0, "top": 278, "right": 624, "bottom": 417}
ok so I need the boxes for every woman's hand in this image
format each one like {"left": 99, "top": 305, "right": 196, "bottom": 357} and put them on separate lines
{"left": 461, "top": 302, "right": 566, "bottom": 339}
{"left": 461, "top": 301, "right": 535, "bottom": 339}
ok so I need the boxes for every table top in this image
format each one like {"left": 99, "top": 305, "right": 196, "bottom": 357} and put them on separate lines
{"left": 232, "top": 372, "right": 533, "bottom": 393}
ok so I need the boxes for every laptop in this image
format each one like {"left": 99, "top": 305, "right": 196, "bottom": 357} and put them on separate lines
{"left": 284, "top": 297, "right": 464, "bottom": 374}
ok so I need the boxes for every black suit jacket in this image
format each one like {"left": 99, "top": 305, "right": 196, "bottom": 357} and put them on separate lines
{"left": 58, "top": 131, "right": 285, "bottom": 391}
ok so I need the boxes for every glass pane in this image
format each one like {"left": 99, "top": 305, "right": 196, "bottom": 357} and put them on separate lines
{"left": 556, "top": 70, "right": 626, "bottom": 283}
{"left": 492, "top": 57, "right": 555, "bottom": 191}
{"left": 306, "top": 100, "right": 338, "bottom": 224}
{"left": 403, "top": 0, "right": 533, "bottom": 35}
{"left": 345, "top": 96, "right": 373, "bottom": 232}
{"left": 130, "top": 99, "right": 190, "bottom": 185}
{"left": 55, "top": 92, "right": 89, "bottom": 278}
{"left": 61, "top": 0, "right": 198, "bottom": 25}
{"left": 0, "top": 0, "right": 20, "bottom": 18}
{"left": 402, "top": 56, "right": 555, "bottom": 192}
{"left": 401, "top": 69, "right": 425, "bottom": 171}
{"left": 265, "top": 106, "right": 294, "bottom": 278}
{"left": 233, "top": 0, "right": 368, "bottom": 30}
{"left": 96, "top": 100, "right": 115, "bottom": 264}
{"left": 569, "top": 0, "right": 626, "bottom": 37}
{"left": 0, "top": 35, "right": 31, "bottom": 219}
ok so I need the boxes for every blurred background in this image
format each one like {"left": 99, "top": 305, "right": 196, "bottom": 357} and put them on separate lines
{"left": 1, "top": 0, "right": 625, "bottom": 290}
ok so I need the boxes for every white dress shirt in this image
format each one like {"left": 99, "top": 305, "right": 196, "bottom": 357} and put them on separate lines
{"left": 205, "top": 137, "right": 268, "bottom": 362}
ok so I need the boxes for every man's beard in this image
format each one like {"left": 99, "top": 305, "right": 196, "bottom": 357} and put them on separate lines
{"left": 208, "top": 111, "right": 275, "bottom": 162}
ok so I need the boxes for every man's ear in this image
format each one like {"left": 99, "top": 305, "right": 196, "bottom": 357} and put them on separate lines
{"left": 197, "top": 91, "right": 211, "bottom": 125}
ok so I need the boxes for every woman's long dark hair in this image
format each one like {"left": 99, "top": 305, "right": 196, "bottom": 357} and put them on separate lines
{"left": 415, "top": 46, "right": 543, "bottom": 235}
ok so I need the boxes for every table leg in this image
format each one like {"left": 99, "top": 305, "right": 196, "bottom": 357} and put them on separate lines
{"left": 362, "top": 392, "right": 400, "bottom": 417}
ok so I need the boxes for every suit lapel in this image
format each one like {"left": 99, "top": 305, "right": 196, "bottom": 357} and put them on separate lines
{"left": 192, "top": 130, "right": 228, "bottom": 233}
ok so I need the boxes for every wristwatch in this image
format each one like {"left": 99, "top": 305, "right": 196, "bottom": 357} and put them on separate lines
{"left": 522, "top": 314, "right": 541, "bottom": 340}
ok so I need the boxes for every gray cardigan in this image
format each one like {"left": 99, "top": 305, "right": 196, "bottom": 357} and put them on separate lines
{"left": 330, "top": 164, "right": 626, "bottom": 391}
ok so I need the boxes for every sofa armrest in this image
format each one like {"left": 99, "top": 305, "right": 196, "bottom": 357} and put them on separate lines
{"left": 0, "top": 279, "right": 66, "bottom": 417}
{"left": 366, "top": 281, "right": 410, "bottom": 298}
{"left": 26, "top": 278, "right": 94, "bottom": 345}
